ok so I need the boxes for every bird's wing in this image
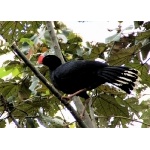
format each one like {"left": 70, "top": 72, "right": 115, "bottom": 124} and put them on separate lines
{"left": 51, "top": 60, "right": 108, "bottom": 92}
{"left": 54, "top": 60, "right": 107, "bottom": 79}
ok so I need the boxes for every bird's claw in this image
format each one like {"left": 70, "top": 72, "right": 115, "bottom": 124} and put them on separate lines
{"left": 61, "top": 95, "right": 71, "bottom": 101}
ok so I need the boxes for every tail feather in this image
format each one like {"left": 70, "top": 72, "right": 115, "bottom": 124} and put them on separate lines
{"left": 104, "top": 66, "right": 138, "bottom": 78}
{"left": 99, "top": 66, "right": 138, "bottom": 94}
{"left": 100, "top": 72, "right": 134, "bottom": 93}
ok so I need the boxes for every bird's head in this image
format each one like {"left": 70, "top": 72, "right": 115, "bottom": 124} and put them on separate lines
{"left": 38, "top": 54, "right": 62, "bottom": 71}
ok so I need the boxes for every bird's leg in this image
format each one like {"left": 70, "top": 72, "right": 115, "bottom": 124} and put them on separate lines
{"left": 61, "top": 88, "right": 87, "bottom": 100}
{"left": 80, "top": 98, "right": 90, "bottom": 119}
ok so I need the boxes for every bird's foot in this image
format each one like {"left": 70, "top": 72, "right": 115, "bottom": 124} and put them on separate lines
{"left": 61, "top": 95, "right": 71, "bottom": 101}
{"left": 61, "top": 88, "right": 87, "bottom": 100}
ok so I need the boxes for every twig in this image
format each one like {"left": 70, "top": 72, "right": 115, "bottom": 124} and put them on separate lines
{"left": 0, "top": 116, "right": 9, "bottom": 122}
{"left": 15, "top": 108, "right": 28, "bottom": 116}
{"left": 25, "top": 116, "right": 38, "bottom": 118}
{"left": 14, "top": 116, "right": 38, "bottom": 119}
{"left": 11, "top": 44, "right": 87, "bottom": 128}
{"left": 144, "top": 57, "right": 150, "bottom": 64}
{"left": 107, "top": 41, "right": 116, "bottom": 59}
{"left": 0, "top": 95, "right": 21, "bottom": 128}
{"left": 9, "top": 115, "right": 20, "bottom": 127}
{"left": 0, "top": 109, "right": 5, "bottom": 118}
{"left": 55, "top": 101, "right": 67, "bottom": 124}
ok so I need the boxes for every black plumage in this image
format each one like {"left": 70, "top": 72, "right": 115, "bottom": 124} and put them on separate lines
{"left": 38, "top": 55, "right": 138, "bottom": 99}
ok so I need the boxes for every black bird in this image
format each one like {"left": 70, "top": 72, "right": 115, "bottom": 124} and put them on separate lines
{"left": 38, "top": 54, "right": 139, "bottom": 100}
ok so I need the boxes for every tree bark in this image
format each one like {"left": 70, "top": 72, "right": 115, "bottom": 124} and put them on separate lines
{"left": 46, "top": 21, "right": 95, "bottom": 128}
{"left": 11, "top": 44, "right": 87, "bottom": 128}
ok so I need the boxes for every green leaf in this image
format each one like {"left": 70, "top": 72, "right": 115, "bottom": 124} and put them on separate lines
{"left": 134, "top": 21, "right": 144, "bottom": 29}
{"left": 94, "top": 94, "right": 129, "bottom": 117}
{"left": 12, "top": 68, "right": 20, "bottom": 77}
{"left": 0, "top": 21, "right": 43, "bottom": 43}
{"left": 22, "top": 33, "right": 34, "bottom": 39}
{"left": 90, "top": 43, "right": 106, "bottom": 59}
{"left": 25, "top": 118, "right": 38, "bottom": 128}
{"left": 105, "top": 33, "right": 121, "bottom": 43}
{"left": 107, "top": 43, "right": 142, "bottom": 65}
{"left": 140, "top": 108, "right": 150, "bottom": 127}
{"left": 128, "top": 59, "right": 150, "bottom": 86}
{"left": 38, "top": 113, "right": 65, "bottom": 128}
{"left": 4, "top": 60, "right": 20, "bottom": 70}
{"left": 136, "top": 29, "right": 150, "bottom": 41}
{"left": 140, "top": 41, "right": 150, "bottom": 60}
{"left": 0, "top": 48, "right": 10, "bottom": 56}
{"left": 0, "top": 120, "right": 6, "bottom": 128}
{"left": 97, "top": 84, "right": 126, "bottom": 96}
{"left": 20, "top": 38, "right": 34, "bottom": 47}
{"left": 17, "top": 79, "right": 31, "bottom": 102}
{"left": 0, "top": 67, "right": 13, "bottom": 78}
{"left": 67, "top": 32, "right": 77, "bottom": 40}
{"left": 109, "top": 117, "right": 120, "bottom": 128}
{"left": 1, "top": 82, "right": 19, "bottom": 98}
{"left": 124, "top": 98, "right": 143, "bottom": 117}
{"left": 44, "top": 30, "right": 51, "bottom": 41}
{"left": 62, "top": 29, "right": 73, "bottom": 37}
{"left": 143, "top": 21, "right": 150, "bottom": 30}
{"left": 67, "top": 43, "right": 80, "bottom": 52}
{"left": 29, "top": 76, "right": 40, "bottom": 94}
{"left": 54, "top": 21, "right": 67, "bottom": 30}
{"left": 68, "top": 36, "right": 82, "bottom": 43}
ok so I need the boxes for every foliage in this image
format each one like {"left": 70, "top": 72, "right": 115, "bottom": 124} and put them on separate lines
{"left": 0, "top": 21, "right": 150, "bottom": 128}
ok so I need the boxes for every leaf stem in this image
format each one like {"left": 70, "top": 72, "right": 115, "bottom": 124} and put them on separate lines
{"left": 96, "top": 115, "right": 150, "bottom": 127}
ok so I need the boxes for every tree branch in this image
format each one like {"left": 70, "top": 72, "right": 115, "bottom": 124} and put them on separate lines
{"left": 72, "top": 96, "right": 94, "bottom": 127}
{"left": 46, "top": 21, "right": 65, "bottom": 64}
{"left": 88, "top": 98, "right": 97, "bottom": 127}
{"left": 0, "top": 95, "right": 21, "bottom": 128}
{"left": 46, "top": 21, "right": 94, "bottom": 127}
{"left": 11, "top": 44, "right": 87, "bottom": 128}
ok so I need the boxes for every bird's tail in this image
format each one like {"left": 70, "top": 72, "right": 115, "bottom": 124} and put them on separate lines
{"left": 99, "top": 66, "right": 139, "bottom": 94}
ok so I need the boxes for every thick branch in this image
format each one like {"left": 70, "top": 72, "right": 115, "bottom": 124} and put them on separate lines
{"left": 88, "top": 98, "right": 97, "bottom": 128}
{"left": 46, "top": 21, "right": 65, "bottom": 64}
{"left": 11, "top": 44, "right": 87, "bottom": 128}
{"left": 72, "top": 97, "right": 94, "bottom": 127}
{"left": 46, "top": 21, "right": 94, "bottom": 127}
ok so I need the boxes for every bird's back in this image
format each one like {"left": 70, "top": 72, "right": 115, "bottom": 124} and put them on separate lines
{"left": 51, "top": 60, "right": 108, "bottom": 95}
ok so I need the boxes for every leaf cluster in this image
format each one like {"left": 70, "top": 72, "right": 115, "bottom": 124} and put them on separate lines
{"left": 0, "top": 21, "right": 150, "bottom": 128}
